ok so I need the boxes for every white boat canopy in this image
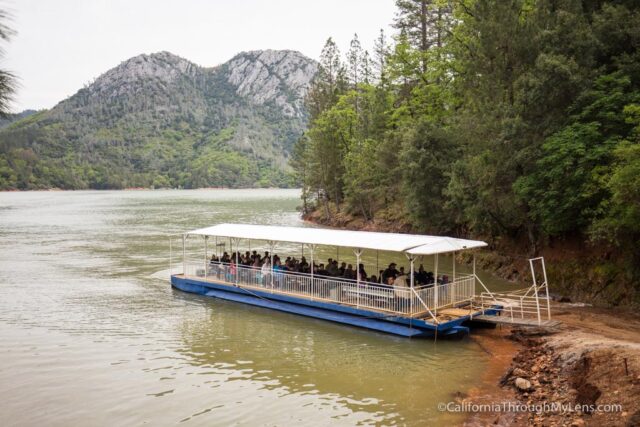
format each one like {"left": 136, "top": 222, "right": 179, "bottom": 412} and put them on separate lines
{"left": 406, "top": 237, "right": 487, "bottom": 255}
{"left": 186, "top": 223, "right": 487, "bottom": 255}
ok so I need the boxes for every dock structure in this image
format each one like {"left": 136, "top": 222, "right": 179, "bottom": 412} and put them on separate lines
{"left": 470, "top": 315, "right": 561, "bottom": 328}
{"left": 170, "top": 223, "right": 506, "bottom": 338}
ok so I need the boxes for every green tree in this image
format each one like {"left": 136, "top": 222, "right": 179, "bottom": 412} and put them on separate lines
{"left": 0, "top": 8, "right": 16, "bottom": 116}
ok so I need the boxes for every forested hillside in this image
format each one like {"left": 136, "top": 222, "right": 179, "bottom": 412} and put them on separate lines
{"left": 0, "top": 50, "right": 317, "bottom": 189}
{"left": 294, "top": 0, "right": 640, "bottom": 306}
{"left": 0, "top": 109, "right": 37, "bottom": 128}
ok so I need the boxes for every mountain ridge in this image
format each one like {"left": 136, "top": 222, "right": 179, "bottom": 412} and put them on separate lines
{"left": 0, "top": 49, "right": 318, "bottom": 190}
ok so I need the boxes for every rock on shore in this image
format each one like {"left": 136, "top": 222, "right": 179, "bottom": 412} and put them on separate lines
{"left": 501, "top": 322, "right": 640, "bottom": 426}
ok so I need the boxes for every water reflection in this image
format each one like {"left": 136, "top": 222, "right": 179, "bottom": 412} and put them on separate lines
{"left": 173, "top": 289, "right": 482, "bottom": 425}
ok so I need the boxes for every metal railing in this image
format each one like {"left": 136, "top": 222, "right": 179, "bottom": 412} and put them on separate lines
{"left": 179, "top": 261, "right": 476, "bottom": 318}
{"left": 476, "top": 291, "right": 551, "bottom": 325}
{"left": 473, "top": 257, "right": 553, "bottom": 326}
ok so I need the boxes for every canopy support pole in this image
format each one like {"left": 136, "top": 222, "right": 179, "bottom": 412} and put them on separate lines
{"left": 231, "top": 237, "right": 240, "bottom": 286}
{"left": 182, "top": 234, "right": 186, "bottom": 276}
{"left": 452, "top": 251, "right": 456, "bottom": 282}
{"left": 473, "top": 253, "right": 476, "bottom": 275}
{"left": 308, "top": 244, "right": 316, "bottom": 279}
{"left": 204, "top": 236, "right": 208, "bottom": 280}
{"left": 268, "top": 241, "right": 276, "bottom": 291}
{"left": 169, "top": 236, "right": 172, "bottom": 280}
{"left": 376, "top": 250, "right": 379, "bottom": 281}
{"left": 354, "top": 248, "right": 363, "bottom": 309}
{"left": 434, "top": 253, "right": 439, "bottom": 315}
{"left": 406, "top": 253, "right": 416, "bottom": 316}
{"left": 236, "top": 238, "right": 240, "bottom": 285}
{"left": 308, "top": 244, "right": 316, "bottom": 299}
{"left": 452, "top": 251, "right": 457, "bottom": 305}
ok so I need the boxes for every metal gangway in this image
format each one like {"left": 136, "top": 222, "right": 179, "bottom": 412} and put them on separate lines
{"left": 473, "top": 257, "right": 559, "bottom": 327}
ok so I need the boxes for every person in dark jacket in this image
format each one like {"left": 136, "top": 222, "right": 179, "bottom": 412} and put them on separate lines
{"left": 338, "top": 262, "right": 347, "bottom": 276}
{"left": 358, "top": 263, "right": 367, "bottom": 281}
{"left": 381, "top": 263, "right": 399, "bottom": 284}
{"left": 343, "top": 264, "right": 356, "bottom": 280}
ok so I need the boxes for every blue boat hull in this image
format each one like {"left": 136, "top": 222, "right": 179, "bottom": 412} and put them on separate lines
{"left": 171, "top": 275, "right": 496, "bottom": 338}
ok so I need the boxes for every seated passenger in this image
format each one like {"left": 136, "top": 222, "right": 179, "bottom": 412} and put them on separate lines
{"left": 261, "top": 258, "right": 271, "bottom": 274}
{"left": 326, "top": 259, "right": 339, "bottom": 276}
{"left": 382, "top": 263, "right": 399, "bottom": 284}
{"left": 416, "top": 264, "right": 428, "bottom": 284}
{"left": 426, "top": 272, "right": 434, "bottom": 285}
{"left": 343, "top": 264, "right": 356, "bottom": 280}
{"left": 228, "top": 259, "right": 237, "bottom": 279}
{"left": 339, "top": 262, "right": 347, "bottom": 276}
{"left": 358, "top": 263, "right": 367, "bottom": 281}
{"left": 317, "top": 263, "right": 329, "bottom": 276}
{"left": 394, "top": 272, "right": 408, "bottom": 287}
{"left": 325, "top": 258, "right": 333, "bottom": 276}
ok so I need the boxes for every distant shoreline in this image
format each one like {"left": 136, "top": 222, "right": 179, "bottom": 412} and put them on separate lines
{"left": 0, "top": 187, "right": 302, "bottom": 192}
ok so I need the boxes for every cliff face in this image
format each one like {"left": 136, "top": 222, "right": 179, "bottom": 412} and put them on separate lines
{"left": 0, "top": 50, "right": 318, "bottom": 189}
{"left": 225, "top": 50, "right": 317, "bottom": 118}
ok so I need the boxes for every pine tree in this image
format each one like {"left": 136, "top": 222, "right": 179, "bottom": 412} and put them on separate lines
{"left": 0, "top": 8, "right": 16, "bottom": 116}
{"left": 347, "top": 34, "right": 364, "bottom": 88}
{"left": 306, "top": 38, "right": 346, "bottom": 120}
{"left": 393, "top": 0, "right": 452, "bottom": 73}
{"left": 373, "top": 29, "right": 388, "bottom": 83}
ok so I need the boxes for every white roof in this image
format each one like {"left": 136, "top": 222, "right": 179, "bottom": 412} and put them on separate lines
{"left": 406, "top": 237, "right": 487, "bottom": 255}
{"left": 186, "top": 223, "right": 487, "bottom": 254}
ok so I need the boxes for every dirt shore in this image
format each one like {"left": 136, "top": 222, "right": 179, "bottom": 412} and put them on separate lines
{"left": 462, "top": 305, "right": 640, "bottom": 426}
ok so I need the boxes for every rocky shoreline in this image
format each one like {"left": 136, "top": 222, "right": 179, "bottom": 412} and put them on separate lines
{"left": 464, "top": 306, "right": 640, "bottom": 426}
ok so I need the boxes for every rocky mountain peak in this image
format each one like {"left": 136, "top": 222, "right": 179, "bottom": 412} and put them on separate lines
{"left": 84, "top": 51, "right": 200, "bottom": 101}
{"left": 224, "top": 49, "right": 318, "bottom": 117}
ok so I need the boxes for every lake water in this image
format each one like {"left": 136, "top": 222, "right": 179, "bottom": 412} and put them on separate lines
{"left": 0, "top": 189, "right": 506, "bottom": 426}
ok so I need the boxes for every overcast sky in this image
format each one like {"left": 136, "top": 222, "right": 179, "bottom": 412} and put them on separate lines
{"left": 2, "top": 0, "right": 396, "bottom": 112}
